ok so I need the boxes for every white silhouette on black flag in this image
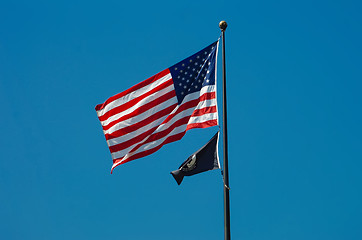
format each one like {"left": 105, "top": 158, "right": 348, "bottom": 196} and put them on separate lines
{"left": 171, "top": 131, "right": 220, "bottom": 185}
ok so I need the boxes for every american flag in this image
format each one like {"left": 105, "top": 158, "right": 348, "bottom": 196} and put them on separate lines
{"left": 95, "top": 41, "right": 219, "bottom": 173}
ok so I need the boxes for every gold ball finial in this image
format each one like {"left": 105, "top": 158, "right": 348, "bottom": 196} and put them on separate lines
{"left": 219, "top": 21, "right": 227, "bottom": 31}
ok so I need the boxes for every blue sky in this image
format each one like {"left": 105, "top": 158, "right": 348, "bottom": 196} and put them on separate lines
{"left": 1, "top": 0, "right": 362, "bottom": 239}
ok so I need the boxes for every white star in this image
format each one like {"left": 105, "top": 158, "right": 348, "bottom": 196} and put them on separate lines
{"left": 182, "top": 63, "right": 185, "bottom": 66}
{"left": 197, "top": 56, "right": 200, "bottom": 59}
{"left": 201, "top": 74, "right": 205, "bottom": 77}
{"left": 207, "top": 70, "right": 210, "bottom": 73}
{"left": 202, "top": 58, "right": 205, "bottom": 61}
{"left": 187, "top": 66, "right": 190, "bottom": 69}
{"left": 175, "top": 67, "right": 178, "bottom": 70}
{"left": 206, "top": 79, "right": 210, "bottom": 83}
{"left": 181, "top": 92, "right": 184, "bottom": 95}
{"left": 180, "top": 70, "right": 183, "bottom": 73}
{"left": 179, "top": 83, "right": 182, "bottom": 86}
{"left": 198, "top": 80, "right": 201, "bottom": 83}
{"left": 184, "top": 86, "right": 187, "bottom": 89}
{"left": 192, "top": 68, "right": 195, "bottom": 71}
{"left": 194, "top": 62, "right": 198, "bottom": 66}
{"left": 177, "top": 76, "right": 180, "bottom": 79}
{"left": 186, "top": 80, "right": 189, "bottom": 83}
{"left": 204, "top": 51, "right": 207, "bottom": 54}
{"left": 195, "top": 85, "right": 198, "bottom": 88}
{"left": 185, "top": 71, "right": 188, "bottom": 74}
{"left": 189, "top": 59, "right": 193, "bottom": 62}
{"left": 182, "top": 77, "right": 185, "bottom": 80}
{"left": 208, "top": 62, "right": 211, "bottom": 65}
{"left": 189, "top": 74, "right": 193, "bottom": 77}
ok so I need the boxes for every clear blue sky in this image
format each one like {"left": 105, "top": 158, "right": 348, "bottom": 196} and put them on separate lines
{"left": 1, "top": 0, "right": 362, "bottom": 239}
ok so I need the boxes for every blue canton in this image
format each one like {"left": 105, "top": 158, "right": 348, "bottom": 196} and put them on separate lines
{"left": 169, "top": 41, "right": 218, "bottom": 104}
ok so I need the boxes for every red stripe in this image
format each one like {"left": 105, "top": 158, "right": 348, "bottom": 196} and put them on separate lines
{"left": 98, "top": 78, "right": 173, "bottom": 122}
{"left": 95, "top": 69, "right": 170, "bottom": 111}
{"left": 141, "top": 112, "right": 217, "bottom": 148}
{"left": 162, "top": 91, "right": 216, "bottom": 125}
{"left": 110, "top": 119, "right": 217, "bottom": 172}
{"left": 191, "top": 106, "right": 217, "bottom": 117}
{"left": 112, "top": 115, "right": 191, "bottom": 158}
{"left": 111, "top": 131, "right": 186, "bottom": 171}
{"left": 113, "top": 107, "right": 216, "bottom": 156}
{"left": 109, "top": 126, "right": 158, "bottom": 153}
{"left": 106, "top": 91, "right": 215, "bottom": 139}
{"left": 102, "top": 89, "right": 176, "bottom": 133}
{"left": 108, "top": 96, "right": 216, "bottom": 151}
{"left": 108, "top": 107, "right": 186, "bottom": 152}
{"left": 186, "top": 119, "right": 218, "bottom": 131}
{"left": 109, "top": 91, "right": 217, "bottom": 171}
{"left": 105, "top": 102, "right": 177, "bottom": 140}
{"left": 134, "top": 116, "right": 191, "bottom": 148}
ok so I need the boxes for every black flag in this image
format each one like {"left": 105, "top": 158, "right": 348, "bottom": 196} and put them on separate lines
{"left": 171, "top": 131, "right": 220, "bottom": 185}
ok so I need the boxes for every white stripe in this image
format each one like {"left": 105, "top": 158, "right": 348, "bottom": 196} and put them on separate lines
{"left": 188, "top": 112, "right": 218, "bottom": 125}
{"left": 113, "top": 124, "right": 189, "bottom": 165}
{"left": 141, "top": 98, "right": 216, "bottom": 139}
{"left": 114, "top": 112, "right": 218, "bottom": 167}
{"left": 110, "top": 141, "right": 139, "bottom": 159}
{"left": 113, "top": 111, "right": 217, "bottom": 167}
{"left": 106, "top": 97, "right": 178, "bottom": 147}
{"left": 191, "top": 96, "right": 218, "bottom": 124}
{"left": 198, "top": 85, "right": 216, "bottom": 98}
{"left": 101, "top": 83, "right": 174, "bottom": 127}
{"left": 134, "top": 125, "right": 187, "bottom": 153}
{"left": 110, "top": 99, "right": 216, "bottom": 158}
{"left": 107, "top": 87, "right": 215, "bottom": 144}
{"left": 97, "top": 73, "right": 172, "bottom": 117}
{"left": 110, "top": 105, "right": 194, "bottom": 158}
{"left": 193, "top": 98, "right": 217, "bottom": 111}
{"left": 104, "top": 94, "right": 177, "bottom": 135}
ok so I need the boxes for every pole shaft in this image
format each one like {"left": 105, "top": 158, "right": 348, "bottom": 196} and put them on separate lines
{"left": 221, "top": 27, "right": 231, "bottom": 240}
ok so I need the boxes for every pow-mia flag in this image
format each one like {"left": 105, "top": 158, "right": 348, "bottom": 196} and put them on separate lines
{"left": 171, "top": 131, "right": 220, "bottom": 185}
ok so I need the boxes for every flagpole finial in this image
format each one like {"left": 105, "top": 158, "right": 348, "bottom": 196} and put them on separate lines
{"left": 219, "top": 21, "right": 227, "bottom": 32}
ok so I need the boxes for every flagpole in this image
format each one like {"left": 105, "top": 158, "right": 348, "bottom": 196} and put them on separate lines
{"left": 219, "top": 20, "right": 231, "bottom": 240}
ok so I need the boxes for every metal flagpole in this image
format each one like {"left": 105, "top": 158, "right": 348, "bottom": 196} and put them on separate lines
{"left": 219, "top": 20, "right": 231, "bottom": 240}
